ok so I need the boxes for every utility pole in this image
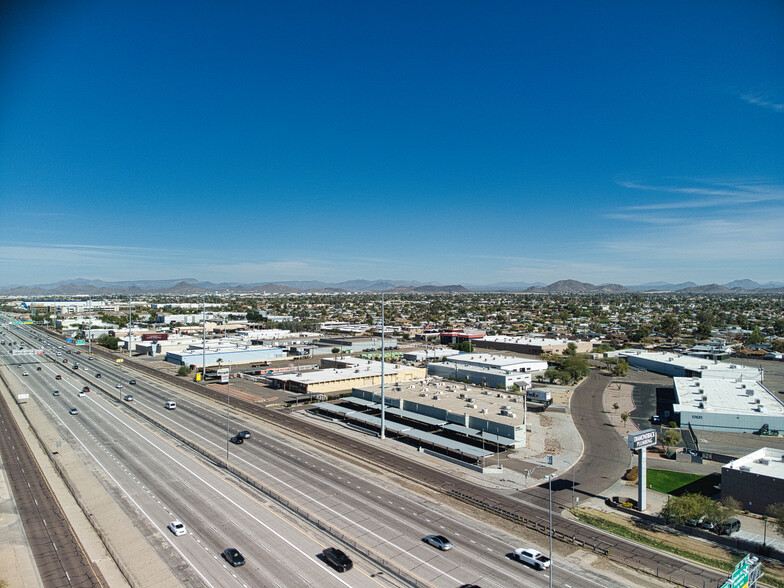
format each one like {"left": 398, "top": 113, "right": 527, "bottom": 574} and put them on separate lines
{"left": 88, "top": 297, "right": 92, "bottom": 355}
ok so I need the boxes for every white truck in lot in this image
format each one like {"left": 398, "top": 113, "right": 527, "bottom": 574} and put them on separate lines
{"left": 526, "top": 389, "right": 552, "bottom": 403}
{"left": 514, "top": 547, "right": 551, "bottom": 570}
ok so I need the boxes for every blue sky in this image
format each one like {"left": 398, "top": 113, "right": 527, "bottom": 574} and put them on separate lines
{"left": 1, "top": 1, "right": 783, "bottom": 287}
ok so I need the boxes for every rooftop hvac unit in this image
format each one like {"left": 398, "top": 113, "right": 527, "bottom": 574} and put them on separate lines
{"left": 503, "top": 405, "right": 512, "bottom": 410}
{"left": 459, "top": 393, "right": 466, "bottom": 399}
{"left": 420, "top": 393, "right": 429, "bottom": 397}
{"left": 433, "top": 395, "right": 440, "bottom": 401}
{"left": 740, "top": 465, "right": 752, "bottom": 472}
{"left": 698, "top": 402, "right": 704, "bottom": 408}
{"left": 758, "top": 458, "right": 770, "bottom": 465}
{"left": 702, "top": 395, "right": 708, "bottom": 401}
{"left": 741, "top": 384, "right": 746, "bottom": 389}
{"left": 755, "top": 398, "right": 761, "bottom": 404}
{"left": 481, "top": 408, "right": 488, "bottom": 414}
{"left": 755, "top": 406, "right": 762, "bottom": 412}
{"left": 472, "top": 404, "right": 478, "bottom": 409}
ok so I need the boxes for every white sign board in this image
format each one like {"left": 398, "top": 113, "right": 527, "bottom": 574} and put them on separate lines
{"left": 216, "top": 368, "right": 230, "bottom": 376}
{"left": 628, "top": 428, "right": 657, "bottom": 450}
{"left": 17, "top": 394, "right": 29, "bottom": 400}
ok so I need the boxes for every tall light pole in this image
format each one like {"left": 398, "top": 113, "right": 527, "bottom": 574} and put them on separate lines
{"left": 128, "top": 296, "right": 132, "bottom": 357}
{"left": 547, "top": 472, "right": 557, "bottom": 588}
{"left": 226, "top": 362, "right": 231, "bottom": 462}
{"left": 380, "top": 293, "right": 386, "bottom": 440}
{"left": 88, "top": 297, "right": 92, "bottom": 355}
{"left": 202, "top": 294, "right": 206, "bottom": 381}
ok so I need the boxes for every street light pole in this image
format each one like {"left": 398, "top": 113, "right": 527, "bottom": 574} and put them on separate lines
{"left": 226, "top": 363, "right": 231, "bottom": 462}
{"left": 548, "top": 473, "right": 557, "bottom": 588}
{"left": 380, "top": 293, "right": 386, "bottom": 440}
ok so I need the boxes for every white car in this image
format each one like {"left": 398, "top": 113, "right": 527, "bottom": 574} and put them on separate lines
{"left": 116, "top": 383, "right": 123, "bottom": 389}
{"left": 78, "top": 391, "right": 86, "bottom": 397}
{"left": 167, "top": 520, "right": 186, "bottom": 536}
{"left": 22, "top": 371, "right": 29, "bottom": 376}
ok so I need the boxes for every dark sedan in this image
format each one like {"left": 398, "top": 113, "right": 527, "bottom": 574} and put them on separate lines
{"left": 222, "top": 548, "right": 245, "bottom": 567}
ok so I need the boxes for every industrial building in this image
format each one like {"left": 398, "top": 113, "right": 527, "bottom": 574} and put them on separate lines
{"left": 267, "top": 358, "right": 425, "bottom": 394}
{"left": 439, "top": 329, "right": 486, "bottom": 345}
{"left": 722, "top": 448, "right": 784, "bottom": 515}
{"left": 402, "top": 347, "right": 461, "bottom": 362}
{"left": 619, "top": 350, "right": 763, "bottom": 381}
{"left": 351, "top": 379, "right": 526, "bottom": 446}
{"left": 318, "top": 336, "right": 398, "bottom": 353}
{"left": 477, "top": 335, "right": 596, "bottom": 355}
{"left": 672, "top": 377, "right": 784, "bottom": 433}
{"left": 165, "top": 345, "right": 285, "bottom": 368}
{"left": 426, "top": 353, "right": 546, "bottom": 390}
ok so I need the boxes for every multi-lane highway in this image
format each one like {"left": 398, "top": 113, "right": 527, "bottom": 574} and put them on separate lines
{"left": 2, "top": 321, "right": 645, "bottom": 588}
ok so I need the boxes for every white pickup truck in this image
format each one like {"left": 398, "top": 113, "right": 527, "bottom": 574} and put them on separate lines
{"left": 513, "top": 547, "right": 551, "bottom": 570}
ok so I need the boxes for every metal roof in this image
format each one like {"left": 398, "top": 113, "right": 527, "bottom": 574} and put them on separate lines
{"left": 443, "top": 423, "right": 518, "bottom": 447}
{"left": 384, "top": 406, "right": 448, "bottom": 426}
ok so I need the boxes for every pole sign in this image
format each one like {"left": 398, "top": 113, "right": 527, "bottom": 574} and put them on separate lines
{"left": 75, "top": 339, "right": 86, "bottom": 345}
{"left": 628, "top": 428, "right": 657, "bottom": 450}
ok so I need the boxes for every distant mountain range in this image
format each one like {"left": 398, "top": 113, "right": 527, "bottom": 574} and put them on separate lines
{"left": 1, "top": 278, "right": 782, "bottom": 296}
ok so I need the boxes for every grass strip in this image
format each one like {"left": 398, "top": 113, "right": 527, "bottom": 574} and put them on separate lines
{"left": 573, "top": 509, "right": 784, "bottom": 588}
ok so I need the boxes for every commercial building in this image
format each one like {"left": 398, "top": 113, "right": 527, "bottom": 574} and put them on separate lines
{"left": 619, "top": 350, "right": 763, "bottom": 381}
{"left": 352, "top": 378, "right": 527, "bottom": 446}
{"left": 672, "top": 377, "right": 784, "bottom": 433}
{"left": 267, "top": 358, "right": 425, "bottom": 394}
{"left": 402, "top": 348, "right": 461, "bottom": 362}
{"left": 722, "top": 448, "right": 784, "bottom": 515}
{"left": 318, "top": 336, "right": 398, "bottom": 353}
{"left": 439, "top": 329, "right": 486, "bottom": 345}
{"left": 477, "top": 335, "right": 595, "bottom": 355}
{"left": 426, "top": 353, "right": 546, "bottom": 390}
{"left": 165, "top": 346, "right": 285, "bottom": 368}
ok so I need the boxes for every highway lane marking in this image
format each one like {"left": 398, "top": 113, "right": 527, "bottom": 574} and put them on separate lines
{"left": 81, "top": 400, "right": 361, "bottom": 588}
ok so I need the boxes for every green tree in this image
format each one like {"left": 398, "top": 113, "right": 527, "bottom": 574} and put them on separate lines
{"left": 660, "top": 493, "right": 717, "bottom": 526}
{"left": 745, "top": 326, "right": 765, "bottom": 346}
{"left": 767, "top": 503, "right": 784, "bottom": 536}
{"left": 97, "top": 334, "right": 120, "bottom": 350}
{"left": 177, "top": 365, "right": 192, "bottom": 376}
{"left": 620, "top": 412, "right": 629, "bottom": 431}
{"left": 564, "top": 342, "right": 577, "bottom": 356}
{"left": 661, "top": 429, "right": 682, "bottom": 448}
{"left": 772, "top": 339, "right": 784, "bottom": 353}
{"left": 612, "top": 359, "right": 630, "bottom": 377}
{"left": 660, "top": 314, "right": 680, "bottom": 339}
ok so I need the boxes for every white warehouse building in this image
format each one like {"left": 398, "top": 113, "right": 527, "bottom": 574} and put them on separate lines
{"left": 673, "top": 377, "right": 784, "bottom": 433}
{"left": 426, "top": 353, "right": 545, "bottom": 390}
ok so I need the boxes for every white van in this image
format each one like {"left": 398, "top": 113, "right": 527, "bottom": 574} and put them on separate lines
{"left": 165, "top": 401, "right": 176, "bottom": 410}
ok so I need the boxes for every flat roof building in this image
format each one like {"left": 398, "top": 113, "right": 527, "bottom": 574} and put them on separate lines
{"left": 477, "top": 335, "right": 595, "bottom": 355}
{"left": 722, "top": 448, "right": 784, "bottom": 515}
{"left": 267, "top": 358, "right": 425, "bottom": 394}
{"left": 673, "top": 377, "right": 784, "bottom": 433}
{"left": 619, "top": 350, "right": 763, "bottom": 381}
{"left": 353, "top": 378, "right": 526, "bottom": 446}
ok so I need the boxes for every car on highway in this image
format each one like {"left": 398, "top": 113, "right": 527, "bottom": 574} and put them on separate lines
{"left": 237, "top": 430, "right": 251, "bottom": 439}
{"left": 95, "top": 373, "right": 101, "bottom": 378}
{"left": 322, "top": 547, "right": 353, "bottom": 572}
{"left": 116, "top": 383, "right": 123, "bottom": 388}
{"left": 22, "top": 371, "right": 29, "bottom": 376}
{"left": 229, "top": 435, "right": 243, "bottom": 445}
{"left": 53, "top": 390, "right": 60, "bottom": 396}
{"left": 55, "top": 375, "right": 62, "bottom": 380}
{"left": 221, "top": 548, "right": 245, "bottom": 567}
{"left": 57, "top": 352, "right": 62, "bottom": 356}
{"left": 36, "top": 366, "right": 41, "bottom": 371}
{"left": 424, "top": 535, "right": 453, "bottom": 551}
{"left": 17, "top": 364, "right": 21, "bottom": 367}
{"left": 88, "top": 356, "right": 94, "bottom": 360}
{"left": 69, "top": 407, "right": 78, "bottom": 415}
{"left": 165, "top": 401, "right": 176, "bottom": 410}
{"left": 167, "top": 520, "right": 186, "bottom": 536}
{"left": 83, "top": 386, "right": 90, "bottom": 393}
{"left": 62, "top": 359, "right": 68, "bottom": 363}
{"left": 123, "top": 394, "right": 134, "bottom": 402}
{"left": 513, "top": 547, "right": 551, "bottom": 570}
{"left": 129, "top": 379, "right": 136, "bottom": 384}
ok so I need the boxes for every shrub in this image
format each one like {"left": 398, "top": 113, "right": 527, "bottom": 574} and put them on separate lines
{"left": 624, "top": 466, "right": 639, "bottom": 482}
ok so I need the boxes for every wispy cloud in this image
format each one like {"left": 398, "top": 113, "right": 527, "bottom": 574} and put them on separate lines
{"left": 615, "top": 178, "right": 784, "bottom": 210}
{"left": 740, "top": 93, "right": 784, "bottom": 113}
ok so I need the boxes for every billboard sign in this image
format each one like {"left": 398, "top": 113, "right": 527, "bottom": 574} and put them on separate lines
{"left": 75, "top": 340, "right": 86, "bottom": 345}
{"left": 628, "top": 429, "right": 657, "bottom": 450}
{"left": 66, "top": 338, "right": 73, "bottom": 343}
{"left": 142, "top": 333, "right": 169, "bottom": 341}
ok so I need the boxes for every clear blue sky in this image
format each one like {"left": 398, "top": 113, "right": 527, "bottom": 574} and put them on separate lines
{"left": 1, "top": 1, "right": 783, "bottom": 287}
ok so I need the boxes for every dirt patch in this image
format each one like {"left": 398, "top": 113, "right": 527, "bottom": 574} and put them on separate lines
{"left": 539, "top": 414, "right": 553, "bottom": 427}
